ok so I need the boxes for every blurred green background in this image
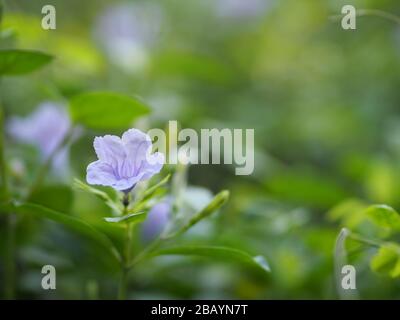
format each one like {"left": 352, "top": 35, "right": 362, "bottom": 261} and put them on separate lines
{"left": 2, "top": 0, "right": 400, "bottom": 299}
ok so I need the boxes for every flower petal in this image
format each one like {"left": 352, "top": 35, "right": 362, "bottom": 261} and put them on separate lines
{"left": 122, "top": 128, "right": 152, "bottom": 171}
{"left": 93, "top": 135, "right": 126, "bottom": 166}
{"left": 140, "top": 152, "right": 164, "bottom": 180}
{"left": 87, "top": 129, "right": 164, "bottom": 192}
{"left": 141, "top": 201, "right": 170, "bottom": 242}
{"left": 112, "top": 172, "right": 146, "bottom": 191}
{"left": 7, "top": 103, "right": 70, "bottom": 159}
{"left": 86, "top": 160, "right": 118, "bottom": 187}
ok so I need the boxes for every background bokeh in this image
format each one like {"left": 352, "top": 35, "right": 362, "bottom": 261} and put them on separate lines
{"left": 2, "top": 0, "right": 400, "bottom": 299}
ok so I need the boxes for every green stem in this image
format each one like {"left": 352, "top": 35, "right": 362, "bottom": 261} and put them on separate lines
{"left": 128, "top": 236, "right": 164, "bottom": 269}
{"left": 126, "top": 211, "right": 185, "bottom": 269}
{"left": 357, "top": 9, "right": 400, "bottom": 25}
{"left": 118, "top": 266, "right": 128, "bottom": 300}
{"left": 4, "top": 213, "right": 16, "bottom": 299}
{"left": 334, "top": 229, "right": 386, "bottom": 300}
{"left": 334, "top": 228, "right": 353, "bottom": 300}
{"left": 117, "top": 221, "right": 133, "bottom": 300}
{"left": 0, "top": 103, "right": 8, "bottom": 200}
{"left": 0, "top": 83, "right": 15, "bottom": 299}
{"left": 125, "top": 223, "right": 132, "bottom": 265}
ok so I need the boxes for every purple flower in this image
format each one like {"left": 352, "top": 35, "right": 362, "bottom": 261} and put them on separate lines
{"left": 94, "top": 2, "right": 163, "bottom": 70}
{"left": 86, "top": 129, "right": 164, "bottom": 191}
{"left": 7, "top": 103, "right": 71, "bottom": 176}
{"left": 141, "top": 201, "right": 170, "bottom": 242}
{"left": 215, "top": 0, "right": 271, "bottom": 19}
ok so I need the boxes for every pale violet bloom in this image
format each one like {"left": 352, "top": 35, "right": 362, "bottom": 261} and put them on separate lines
{"left": 87, "top": 129, "right": 164, "bottom": 192}
{"left": 214, "top": 0, "right": 271, "bottom": 19}
{"left": 7, "top": 102, "right": 71, "bottom": 174}
{"left": 94, "top": 2, "right": 163, "bottom": 71}
{"left": 141, "top": 201, "right": 171, "bottom": 242}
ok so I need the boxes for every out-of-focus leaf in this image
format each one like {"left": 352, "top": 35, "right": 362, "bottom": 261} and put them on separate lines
{"left": 29, "top": 185, "right": 74, "bottom": 213}
{"left": 365, "top": 161, "right": 399, "bottom": 204}
{"left": 365, "top": 205, "right": 400, "bottom": 233}
{"left": 370, "top": 244, "right": 400, "bottom": 278}
{"left": 69, "top": 92, "right": 150, "bottom": 130}
{"left": 391, "top": 259, "right": 400, "bottom": 278}
{"left": 0, "top": 49, "right": 53, "bottom": 75}
{"left": 167, "top": 190, "right": 229, "bottom": 238}
{"left": 0, "top": 28, "right": 15, "bottom": 41}
{"left": 0, "top": 202, "right": 121, "bottom": 264}
{"left": 2, "top": 14, "right": 103, "bottom": 75}
{"left": 153, "top": 52, "right": 234, "bottom": 85}
{"left": 265, "top": 169, "right": 347, "bottom": 209}
{"left": 74, "top": 178, "right": 121, "bottom": 214}
{"left": 104, "top": 211, "right": 147, "bottom": 224}
{"left": 328, "top": 199, "right": 367, "bottom": 229}
{"left": 151, "top": 245, "right": 270, "bottom": 273}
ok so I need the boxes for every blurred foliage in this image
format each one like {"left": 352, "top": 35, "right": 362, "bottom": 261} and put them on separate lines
{"left": 1, "top": 0, "right": 400, "bottom": 299}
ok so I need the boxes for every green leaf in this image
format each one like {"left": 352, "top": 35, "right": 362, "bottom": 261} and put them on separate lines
{"left": 0, "top": 202, "right": 121, "bottom": 264}
{"left": 390, "top": 259, "right": 400, "bottom": 278}
{"left": 0, "top": 49, "right": 53, "bottom": 75}
{"left": 29, "top": 185, "right": 74, "bottom": 213}
{"left": 74, "top": 178, "right": 122, "bottom": 214}
{"left": 265, "top": 169, "right": 347, "bottom": 209}
{"left": 370, "top": 244, "right": 400, "bottom": 278}
{"left": 129, "top": 175, "right": 171, "bottom": 213}
{"left": 104, "top": 211, "right": 147, "bottom": 224}
{"left": 365, "top": 204, "right": 400, "bottom": 232}
{"left": 151, "top": 245, "right": 270, "bottom": 273}
{"left": 328, "top": 199, "right": 367, "bottom": 229}
{"left": 69, "top": 92, "right": 150, "bottom": 130}
{"left": 141, "top": 174, "right": 171, "bottom": 201}
{"left": 167, "top": 190, "right": 229, "bottom": 238}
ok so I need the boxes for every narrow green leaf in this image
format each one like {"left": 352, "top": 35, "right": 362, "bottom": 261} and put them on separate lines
{"left": 0, "top": 49, "right": 53, "bottom": 75}
{"left": 141, "top": 174, "right": 170, "bottom": 200}
{"left": 365, "top": 204, "right": 400, "bottom": 232}
{"left": 0, "top": 202, "right": 121, "bottom": 264}
{"left": 69, "top": 92, "right": 150, "bottom": 130}
{"left": 168, "top": 190, "right": 229, "bottom": 238}
{"left": 151, "top": 245, "right": 270, "bottom": 273}
{"left": 128, "top": 175, "right": 171, "bottom": 213}
{"left": 104, "top": 211, "right": 147, "bottom": 224}
{"left": 74, "top": 178, "right": 122, "bottom": 213}
{"left": 29, "top": 185, "right": 74, "bottom": 213}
